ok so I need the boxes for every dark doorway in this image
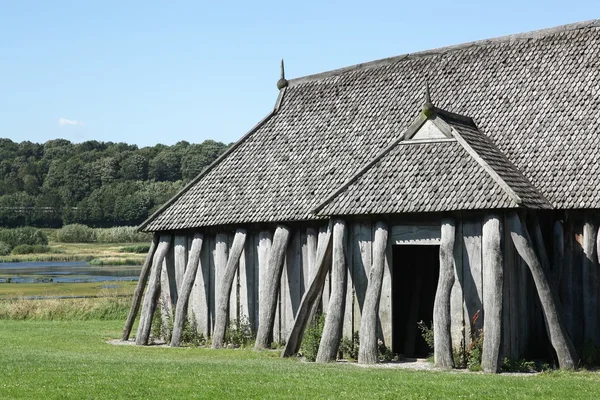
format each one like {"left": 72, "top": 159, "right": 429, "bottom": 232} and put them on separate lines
{"left": 392, "top": 245, "right": 440, "bottom": 358}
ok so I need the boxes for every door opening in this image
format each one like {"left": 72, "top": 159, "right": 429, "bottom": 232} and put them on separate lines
{"left": 392, "top": 244, "right": 440, "bottom": 358}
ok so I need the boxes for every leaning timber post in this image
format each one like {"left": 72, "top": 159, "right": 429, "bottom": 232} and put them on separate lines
{"left": 255, "top": 225, "right": 291, "bottom": 349}
{"left": 507, "top": 212, "right": 579, "bottom": 369}
{"left": 212, "top": 229, "right": 248, "bottom": 349}
{"left": 282, "top": 221, "right": 333, "bottom": 357}
{"left": 481, "top": 215, "right": 503, "bottom": 373}
{"left": 433, "top": 219, "right": 456, "bottom": 369}
{"left": 582, "top": 218, "right": 598, "bottom": 345}
{"left": 135, "top": 234, "right": 172, "bottom": 345}
{"left": 122, "top": 234, "right": 159, "bottom": 341}
{"left": 316, "top": 220, "right": 347, "bottom": 363}
{"left": 170, "top": 233, "right": 204, "bottom": 347}
{"left": 358, "top": 221, "right": 388, "bottom": 365}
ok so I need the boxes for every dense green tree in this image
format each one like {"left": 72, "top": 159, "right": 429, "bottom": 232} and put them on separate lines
{"left": 0, "top": 137, "right": 225, "bottom": 227}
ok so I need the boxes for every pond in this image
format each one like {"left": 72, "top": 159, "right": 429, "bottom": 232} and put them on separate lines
{"left": 0, "top": 261, "right": 141, "bottom": 284}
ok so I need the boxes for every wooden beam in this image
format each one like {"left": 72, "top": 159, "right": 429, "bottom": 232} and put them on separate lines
{"left": 122, "top": 234, "right": 158, "bottom": 341}
{"left": 170, "top": 233, "right": 204, "bottom": 347}
{"left": 316, "top": 220, "right": 348, "bottom": 363}
{"left": 282, "top": 221, "right": 333, "bottom": 357}
{"left": 358, "top": 221, "right": 388, "bottom": 365}
{"left": 582, "top": 219, "right": 598, "bottom": 345}
{"left": 481, "top": 215, "right": 503, "bottom": 373}
{"left": 135, "top": 235, "right": 172, "bottom": 345}
{"left": 212, "top": 229, "right": 247, "bottom": 348}
{"left": 507, "top": 212, "right": 579, "bottom": 369}
{"left": 433, "top": 219, "right": 456, "bottom": 369}
{"left": 255, "top": 225, "right": 291, "bottom": 349}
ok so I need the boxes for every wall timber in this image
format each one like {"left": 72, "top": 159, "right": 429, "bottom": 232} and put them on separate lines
{"left": 141, "top": 211, "right": 596, "bottom": 364}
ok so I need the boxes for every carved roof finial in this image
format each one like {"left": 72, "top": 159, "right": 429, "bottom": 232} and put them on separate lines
{"left": 422, "top": 81, "right": 435, "bottom": 117}
{"left": 277, "top": 59, "right": 288, "bottom": 90}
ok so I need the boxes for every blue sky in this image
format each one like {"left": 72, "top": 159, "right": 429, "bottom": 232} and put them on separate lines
{"left": 1, "top": 1, "right": 598, "bottom": 147}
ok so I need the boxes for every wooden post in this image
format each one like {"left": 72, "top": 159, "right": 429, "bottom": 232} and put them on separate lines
{"left": 122, "top": 234, "right": 158, "bottom": 341}
{"left": 212, "top": 229, "right": 247, "bottom": 348}
{"left": 316, "top": 220, "right": 347, "bottom": 363}
{"left": 170, "top": 233, "right": 204, "bottom": 347}
{"left": 507, "top": 212, "right": 579, "bottom": 369}
{"left": 255, "top": 225, "right": 291, "bottom": 349}
{"left": 282, "top": 221, "right": 333, "bottom": 357}
{"left": 174, "top": 235, "right": 188, "bottom": 292}
{"left": 358, "top": 221, "right": 388, "bottom": 365}
{"left": 481, "top": 215, "right": 503, "bottom": 373}
{"left": 135, "top": 235, "right": 172, "bottom": 345}
{"left": 582, "top": 219, "right": 598, "bottom": 344}
{"left": 434, "top": 219, "right": 456, "bottom": 369}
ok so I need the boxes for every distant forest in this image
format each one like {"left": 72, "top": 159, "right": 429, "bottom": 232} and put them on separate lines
{"left": 0, "top": 138, "right": 229, "bottom": 228}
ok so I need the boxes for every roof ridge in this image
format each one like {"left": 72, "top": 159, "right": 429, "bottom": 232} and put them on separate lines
{"left": 288, "top": 19, "right": 600, "bottom": 87}
{"left": 440, "top": 119, "right": 524, "bottom": 206}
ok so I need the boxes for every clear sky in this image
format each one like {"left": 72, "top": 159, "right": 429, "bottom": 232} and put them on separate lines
{"left": 1, "top": 1, "right": 598, "bottom": 147}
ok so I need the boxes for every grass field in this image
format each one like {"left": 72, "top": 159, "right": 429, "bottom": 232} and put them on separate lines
{"left": 0, "top": 241, "right": 148, "bottom": 264}
{"left": 1, "top": 317, "right": 600, "bottom": 399}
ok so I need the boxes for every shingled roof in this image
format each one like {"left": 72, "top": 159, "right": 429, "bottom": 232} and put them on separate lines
{"left": 141, "top": 20, "right": 600, "bottom": 232}
{"left": 313, "top": 107, "right": 551, "bottom": 216}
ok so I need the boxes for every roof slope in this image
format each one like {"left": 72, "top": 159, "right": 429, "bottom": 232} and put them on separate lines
{"left": 314, "top": 111, "right": 550, "bottom": 216}
{"left": 142, "top": 20, "right": 600, "bottom": 232}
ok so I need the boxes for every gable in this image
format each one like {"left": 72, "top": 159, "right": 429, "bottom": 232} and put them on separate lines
{"left": 407, "top": 119, "right": 451, "bottom": 141}
{"left": 313, "top": 110, "right": 550, "bottom": 216}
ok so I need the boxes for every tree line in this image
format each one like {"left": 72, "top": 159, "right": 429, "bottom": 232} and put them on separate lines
{"left": 0, "top": 138, "right": 228, "bottom": 228}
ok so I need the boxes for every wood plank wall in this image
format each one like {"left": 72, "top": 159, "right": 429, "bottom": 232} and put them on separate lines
{"left": 159, "top": 214, "right": 596, "bottom": 358}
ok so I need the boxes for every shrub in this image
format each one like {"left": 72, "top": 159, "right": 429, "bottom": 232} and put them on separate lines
{"left": 0, "top": 241, "right": 11, "bottom": 256}
{"left": 180, "top": 314, "right": 206, "bottom": 347}
{"left": 55, "top": 224, "right": 97, "bottom": 243}
{"left": 580, "top": 341, "right": 600, "bottom": 368}
{"left": 11, "top": 244, "right": 50, "bottom": 254}
{"left": 501, "top": 358, "right": 537, "bottom": 373}
{"left": 377, "top": 339, "right": 398, "bottom": 362}
{"left": 150, "top": 305, "right": 173, "bottom": 343}
{"left": 300, "top": 314, "right": 325, "bottom": 362}
{"left": 339, "top": 331, "right": 360, "bottom": 360}
{"left": 96, "top": 226, "right": 152, "bottom": 243}
{"left": 119, "top": 244, "right": 151, "bottom": 253}
{"left": 467, "top": 329, "right": 484, "bottom": 371}
{"left": 418, "top": 320, "right": 434, "bottom": 352}
{"left": 224, "top": 316, "right": 255, "bottom": 348}
{"left": 0, "top": 227, "right": 48, "bottom": 248}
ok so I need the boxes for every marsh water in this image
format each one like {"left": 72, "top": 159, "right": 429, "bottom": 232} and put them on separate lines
{"left": 0, "top": 261, "right": 141, "bottom": 284}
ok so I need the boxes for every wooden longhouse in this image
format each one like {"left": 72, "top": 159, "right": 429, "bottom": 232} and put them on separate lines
{"left": 123, "top": 20, "right": 600, "bottom": 372}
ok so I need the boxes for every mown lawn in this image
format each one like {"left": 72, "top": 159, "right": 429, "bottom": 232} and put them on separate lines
{"left": 1, "top": 320, "right": 599, "bottom": 399}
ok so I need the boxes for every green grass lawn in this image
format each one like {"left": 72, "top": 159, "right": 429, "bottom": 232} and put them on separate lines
{"left": 1, "top": 320, "right": 599, "bottom": 399}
